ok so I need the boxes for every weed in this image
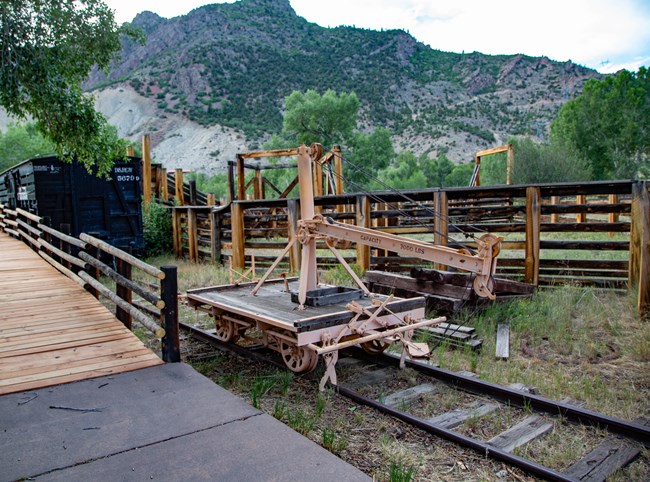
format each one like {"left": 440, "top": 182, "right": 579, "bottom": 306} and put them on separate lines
{"left": 273, "top": 400, "right": 287, "bottom": 420}
{"left": 322, "top": 427, "right": 347, "bottom": 454}
{"left": 277, "top": 370, "right": 293, "bottom": 395}
{"left": 315, "top": 393, "right": 327, "bottom": 416}
{"left": 388, "top": 462, "right": 417, "bottom": 482}
{"left": 190, "top": 355, "right": 221, "bottom": 376}
{"left": 286, "top": 408, "right": 317, "bottom": 435}
{"left": 250, "top": 375, "right": 277, "bottom": 408}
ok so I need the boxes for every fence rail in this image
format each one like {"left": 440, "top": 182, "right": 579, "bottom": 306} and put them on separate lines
{"left": 0, "top": 204, "right": 180, "bottom": 362}
{"left": 169, "top": 180, "right": 649, "bottom": 317}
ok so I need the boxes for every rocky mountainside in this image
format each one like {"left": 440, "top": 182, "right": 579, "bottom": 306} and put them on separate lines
{"left": 87, "top": 0, "right": 602, "bottom": 173}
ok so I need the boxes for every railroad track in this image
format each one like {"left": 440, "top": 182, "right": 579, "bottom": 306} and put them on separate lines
{"left": 179, "top": 321, "right": 649, "bottom": 481}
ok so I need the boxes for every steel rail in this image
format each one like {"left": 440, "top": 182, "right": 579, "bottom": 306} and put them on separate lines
{"left": 336, "top": 384, "right": 577, "bottom": 482}
{"left": 352, "top": 349, "right": 650, "bottom": 445}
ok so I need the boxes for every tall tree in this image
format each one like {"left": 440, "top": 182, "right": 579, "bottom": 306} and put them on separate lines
{"left": 0, "top": 123, "right": 54, "bottom": 172}
{"left": 551, "top": 67, "right": 650, "bottom": 180}
{"left": 281, "top": 89, "right": 360, "bottom": 147}
{"left": 0, "top": 1, "right": 141, "bottom": 176}
{"left": 267, "top": 89, "right": 396, "bottom": 192}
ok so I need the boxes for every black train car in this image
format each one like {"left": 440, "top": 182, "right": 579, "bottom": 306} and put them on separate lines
{"left": 0, "top": 156, "right": 144, "bottom": 252}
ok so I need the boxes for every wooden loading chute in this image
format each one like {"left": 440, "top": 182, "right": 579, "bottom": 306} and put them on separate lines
{"left": 188, "top": 144, "right": 503, "bottom": 389}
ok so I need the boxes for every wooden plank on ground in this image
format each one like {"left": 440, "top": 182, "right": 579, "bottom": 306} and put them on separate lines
{"left": 496, "top": 323, "right": 510, "bottom": 360}
{"left": 381, "top": 383, "right": 437, "bottom": 408}
{"left": 427, "top": 402, "right": 499, "bottom": 429}
{"left": 487, "top": 415, "right": 553, "bottom": 452}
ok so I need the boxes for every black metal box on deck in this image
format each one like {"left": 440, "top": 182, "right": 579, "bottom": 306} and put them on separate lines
{"left": 0, "top": 156, "right": 144, "bottom": 252}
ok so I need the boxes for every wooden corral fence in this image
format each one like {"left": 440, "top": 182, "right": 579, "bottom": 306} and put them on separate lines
{"left": 0, "top": 204, "right": 180, "bottom": 361}
{"left": 170, "top": 180, "right": 649, "bottom": 317}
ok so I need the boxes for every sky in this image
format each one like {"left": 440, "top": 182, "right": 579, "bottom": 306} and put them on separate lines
{"left": 103, "top": 0, "right": 650, "bottom": 74}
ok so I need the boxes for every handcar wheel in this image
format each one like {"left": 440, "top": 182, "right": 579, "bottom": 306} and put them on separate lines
{"left": 279, "top": 340, "right": 318, "bottom": 373}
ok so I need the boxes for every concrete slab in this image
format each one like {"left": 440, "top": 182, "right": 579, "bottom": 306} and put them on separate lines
{"left": 0, "top": 363, "right": 369, "bottom": 482}
{"left": 37, "top": 414, "right": 368, "bottom": 482}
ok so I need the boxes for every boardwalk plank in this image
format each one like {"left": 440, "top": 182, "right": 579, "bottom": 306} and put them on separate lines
{"left": 0, "top": 233, "right": 163, "bottom": 394}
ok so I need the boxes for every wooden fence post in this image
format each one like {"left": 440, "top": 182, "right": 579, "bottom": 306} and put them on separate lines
{"left": 161, "top": 168, "right": 169, "bottom": 201}
{"left": 160, "top": 265, "right": 180, "bottom": 363}
{"left": 551, "top": 196, "right": 560, "bottom": 224}
{"left": 433, "top": 190, "right": 448, "bottom": 271}
{"left": 187, "top": 208, "right": 198, "bottom": 262}
{"left": 189, "top": 180, "right": 197, "bottom": 205}
{"left": 231, "top": 202, "right": 245, "bottom": 270}
{"left": 629, "top": 181, "right": 649, "bottom": 318}
{"left": 174, "top": 169, "right": 185, "bottom": 205}
{"left": 576, "top": 194, "right": 586, "bottom": 223}
{"left": 210, "top": 208, "right": 222, "bottom": 264}
{"left": 172, "top": 208, "right": 183, "bottom": 258}
{"left": 356, "top": 194, "right": 371, "bottom": 271}
{"left": 115, "top": 254, "right": 132, "bottom": 329}
{"left": 237, "top": 155, "right": 246, "bottom": 201}
{"left": 609, "top": 194, "right": 619, "bottom": 237}
{"left": 142, "top": 134, "right": 152, "bottom": 209}
{"left": 287, "top": 199, "right": 301, "bottom": 272}
{"left": 525, "top": 187, "right": 541, "bottom": 285}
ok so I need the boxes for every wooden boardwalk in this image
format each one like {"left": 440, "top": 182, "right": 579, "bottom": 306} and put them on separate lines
{"left": 0, "top": 233, "right": 163, "bottom": 395}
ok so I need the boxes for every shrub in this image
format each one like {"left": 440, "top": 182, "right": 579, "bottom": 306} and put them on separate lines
{"left": 143, "top": 201, "right": 173, "bottom": 257}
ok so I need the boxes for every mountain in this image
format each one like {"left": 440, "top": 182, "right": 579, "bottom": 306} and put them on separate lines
{"left": 87, "top": 0, "right": 602, "bottom": 173}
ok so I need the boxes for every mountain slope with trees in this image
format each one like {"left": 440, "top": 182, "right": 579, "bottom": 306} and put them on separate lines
{"left": 86, "top": 0, "right": 602, "bottom": 170}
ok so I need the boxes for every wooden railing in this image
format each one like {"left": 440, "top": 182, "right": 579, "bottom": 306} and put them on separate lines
{"left": 169, "top": 180, "right": 649, "bottom": 317}
{"left": 0, "top": 205, "right": 180, "bottom": 362}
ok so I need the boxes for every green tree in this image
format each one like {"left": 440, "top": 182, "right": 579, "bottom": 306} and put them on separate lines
{"left": 0, "top": 1, "right": 142, "bottom": 176}
{"left": 423, "top": 153, "right": 455, "bottom": 187}
{"left": 281, "top": 90, "right": 359, "bottom": 146}
{"left": 0, "top": 123, "right": 54, "bottom": 172}
{"left": 551, "top": 67, "right": 650, "bottom": 179}
{"left": 510, "top": 137, "right": 591, "bottom": 184}
{"left": 376, "top": 151, "right": 427, "bottom": 190}
{"left": 266, "top": 89, "right": 396, "bottom": 192}
{"left": 346, "top": 128, "right": 395, "bottom": 190}
{"left": 444, "top": 162, "right": 474, "bottom": 187}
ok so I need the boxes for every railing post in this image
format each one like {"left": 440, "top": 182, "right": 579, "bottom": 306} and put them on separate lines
{"left": 356, "top": 194, "right": 371, "bottom": 271}
{"left": 85, "top": 242, "right": 101, "bottom": 299}
{"left": 160, "top": 266, "right": 180, "bottom": 362}
{"left": 59, "top": 223, "right": 72, "bottom": 269}
{"left": 115, "top": 254, "right": 133, "bottom": 329}
{"left": 231, "top": 202, "right": 246, "bottom": 270}
{"left": 525, "top": 187, "right": 541, "bottom": 285}
{"left": 433, "top": 190, "right": 448, "bottom": 271}
{"left": 629, "top": 181, "right": 649, "bottom": 318}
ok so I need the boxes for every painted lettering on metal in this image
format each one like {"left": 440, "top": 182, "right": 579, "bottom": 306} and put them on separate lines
{"left": 360, "top": 234, "right": 381, "bottom": 245}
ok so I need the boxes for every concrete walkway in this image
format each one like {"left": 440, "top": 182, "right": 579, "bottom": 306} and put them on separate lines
{"left": 0, "top": 363, "right": 370, "bottom": 481}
